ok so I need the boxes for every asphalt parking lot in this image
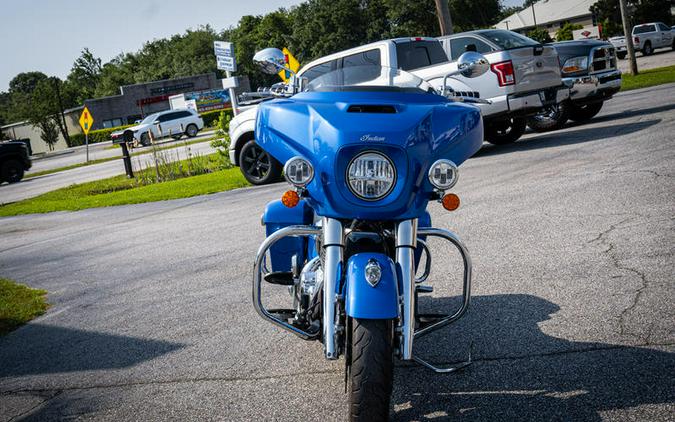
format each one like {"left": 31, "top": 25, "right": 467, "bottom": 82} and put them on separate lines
{"left": 0, "top": 84, "right": 673, "bottom": 421}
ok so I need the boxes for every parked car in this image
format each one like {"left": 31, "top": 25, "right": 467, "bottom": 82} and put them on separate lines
{"left": 437, "top": 29, "right": 568, "bottom": 144}
{"left": 229, "top": 34, "right": 568, "bottom": 184}
{"left": 610, "top": 22, "right": 674, "bottom": 58}
{"left": 527, "top": 39, "right": 621, "bottom": 132}
{"left": 111, "top": 108, "right": 204, "bottom": 146}
{"left": 0, "top": 140, "right": 32, "bottom": 183}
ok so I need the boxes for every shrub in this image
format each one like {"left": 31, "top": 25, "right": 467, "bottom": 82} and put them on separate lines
{"left": 527, "top": 28, "right": 553, "bottom": 43}
{"left": 68, "top": 124, "right": 134, "bottom": 147}
{"left": 555, "top": 22, "right": 584, "bottom": 41}
{"left": 200, "top": 109, "right": 232, "bottom": 128}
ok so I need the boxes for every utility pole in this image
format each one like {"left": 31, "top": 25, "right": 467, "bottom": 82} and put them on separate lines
{"left": 619, "top": 0, "right": 638, "bottom": 75}
{"left": 531, "top": 1, "right": 537, "bottom": 27}
{"left": 505, "top": 20, "right": 510, "bottom": 31}
{"left": 434, "top": 0, "right": 453, "bottom": 36}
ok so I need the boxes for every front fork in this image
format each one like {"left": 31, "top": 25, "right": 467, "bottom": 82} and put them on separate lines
{"left": 396, "top": 219, "right": 417, "bottom": 360}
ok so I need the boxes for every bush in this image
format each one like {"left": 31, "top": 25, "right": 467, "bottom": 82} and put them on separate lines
{"left": 555, "top": 22, "right": 584, "bottom": 41}
{"left": 527, "top": 28, "right": 553, "bottom": 43}
{"left": 68, "top": 124, "right": 134, "bottom": 147}
{"left": 200, "top": 109, "right": 232, "bottom": 128}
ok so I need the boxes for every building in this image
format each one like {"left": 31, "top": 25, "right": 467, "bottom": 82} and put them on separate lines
{"left": 85, "top": 73, "right": 221, "bottom": 130}
{"left": 1, "top": 106, "right": 83, "bottom": 155}
{"left": 495, "top": 0, "right": 598, "bottom": 39}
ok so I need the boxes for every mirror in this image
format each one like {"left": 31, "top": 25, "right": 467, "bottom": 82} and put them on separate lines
{"left": 253, "top": 48, "right": 287, "bottom": 75}
{"left": 456, "top": 51, "right": 489, "bottom": 78}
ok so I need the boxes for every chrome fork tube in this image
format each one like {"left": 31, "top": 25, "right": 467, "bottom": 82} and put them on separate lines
{"left": 322, "top": 217, "right": 343, "bottom": 360}
{"left": 396, "top": 219, "right": 417, "bottom": 360}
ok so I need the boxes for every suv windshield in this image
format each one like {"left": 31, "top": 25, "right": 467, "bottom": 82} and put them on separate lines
{"left": 140, "top": 113, "right": 160, "bottom": 125}
{"left": 305, "top": 65, "right": 432, "bottom": 93}
{"left": 477, "top": 30, "right": 539, "bottom": 50}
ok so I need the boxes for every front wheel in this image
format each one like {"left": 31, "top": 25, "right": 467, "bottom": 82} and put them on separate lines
{"left": 484, "top": 117, "right": 527, "bottom": 145}
{"left": 239, "top": 140, "right": 282, "bottom": 185}
{"left": 568, "top": 102, "right": 603, "bottom": 122}
{"left": 527, "top": 101, "right": 570, "bottom": 132}
{"left": 348, "top": 318, "right": 394, "bottom": 422}
{"left": 617, "top": 51, "right": 627, "bottom": 59}
{"left": 185, "top": 124, "right": 198, "bottom": 138}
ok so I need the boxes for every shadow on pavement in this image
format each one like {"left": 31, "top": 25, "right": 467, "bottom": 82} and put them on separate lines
{"left": 476, "top": 119, "right": 660, "bottom": 158}
{"left": 392, "top": 294, "right": 675, "bottom": 421}
{"left": 0, "top": 324, "right": 184, "bottom": 377}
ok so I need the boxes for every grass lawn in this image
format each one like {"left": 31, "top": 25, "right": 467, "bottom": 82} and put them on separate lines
{"left": 0, "top": 166, "right": 249, "bottom": 216}
{"left": 621, "top": 65, "right": 675, "bottom": 91}
{"left": 0, "top": 278, "right": 49, "bottom": 335}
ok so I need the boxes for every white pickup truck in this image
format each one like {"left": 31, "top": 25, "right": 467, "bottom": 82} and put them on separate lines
{"left": 610, "top": 22, "right": 674, "bottom": 58}
{"left": 229, "top": 36, "right": 568, "bottom": 184}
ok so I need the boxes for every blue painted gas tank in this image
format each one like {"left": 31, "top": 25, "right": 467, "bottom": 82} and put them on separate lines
{"left": 255, "top": 90, "right": 482, "bottom": 220}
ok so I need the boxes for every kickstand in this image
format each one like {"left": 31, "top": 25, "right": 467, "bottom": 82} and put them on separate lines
{"left": 412, "top": 341, "right": 473, "bottom": 374}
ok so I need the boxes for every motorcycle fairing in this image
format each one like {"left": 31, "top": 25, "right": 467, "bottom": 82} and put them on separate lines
{"left": 344, "top": 253, "right": 399, "bottom": 319}
{"left": 262, "top": 199, "right": 314, "bottom": 272}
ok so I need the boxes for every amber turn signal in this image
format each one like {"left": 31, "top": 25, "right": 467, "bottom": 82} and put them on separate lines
{"left": 442, "top": 193, "right": 460, "bottom": 211}
{"left": 281, "top": 190, "right": 300, "bottom": 208}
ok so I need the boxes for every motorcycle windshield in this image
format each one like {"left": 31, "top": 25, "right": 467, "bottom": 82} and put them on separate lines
{"left": 305, "top": 65, "right": 433, "bottom": 94}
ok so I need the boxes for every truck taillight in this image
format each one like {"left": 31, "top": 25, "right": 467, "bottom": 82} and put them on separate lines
{"left": 490, "top": 60, "right": 515, "bottom": 86}
{"left": 634, "top": 36, "right": 639, "bottom": 44}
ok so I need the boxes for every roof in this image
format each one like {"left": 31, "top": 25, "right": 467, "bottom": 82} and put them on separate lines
{"left": 495, "top": 0, "right": 595, "bottom": 31}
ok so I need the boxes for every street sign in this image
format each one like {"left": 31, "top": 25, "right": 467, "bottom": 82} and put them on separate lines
{"left": 278, "top": 48, "right": 300, "bottom": 83}
{"left": 214, "top": 41, "right": 236, "bottom": 72}
{"left": 222, "top": 76, "right": 239, "bottom": 90}
{"left": 79, "top": 106, "right": 94, "bottom": 135}
{"left": 217, "top": 56, "right": 237, "bottom": 72}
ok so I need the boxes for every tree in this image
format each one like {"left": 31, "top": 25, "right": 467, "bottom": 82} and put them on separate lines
{"left": 527, "top": 27, "right": 553, "bottom": 43}
{"left": 555, "top": 22, "right": 584, "bottom": 41}
{"left": 38, "top": 117, "right": 60, "bottom": 151}
{"left": 449, "top": 0, "right": 501, "bottom": 31}
{"left": 8, "top": 72, "right": 48, "bottom": 96}
{"left": 384, "top": 0, "right": 439, "bottom": 37}
{"left": 67, "top": 48, "right": 102, "bottom": 103}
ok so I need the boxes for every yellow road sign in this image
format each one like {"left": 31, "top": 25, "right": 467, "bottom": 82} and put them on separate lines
{"left": 278, "top": 48, "right": 300, "bottom": 83}
{"left": 79, "top": 106, "right": 94, "bottom": 135}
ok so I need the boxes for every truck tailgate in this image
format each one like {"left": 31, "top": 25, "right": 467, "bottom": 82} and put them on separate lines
{"left": 500, "top": 45, "right": 561, "bottom": 93}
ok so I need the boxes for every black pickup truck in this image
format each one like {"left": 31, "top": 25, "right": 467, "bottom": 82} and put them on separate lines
{"left": 0, "top": 141, "right": 32, "bottom": 183}
{"left": 528, "top": 39, "right": 622, "bottom": 132}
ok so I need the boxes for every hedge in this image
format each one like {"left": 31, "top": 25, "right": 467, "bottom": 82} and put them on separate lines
{"left": 201, "top": 109, "right": 233, "bottom": 127}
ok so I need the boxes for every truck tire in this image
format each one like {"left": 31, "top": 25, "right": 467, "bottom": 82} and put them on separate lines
{"left": 617, "top": 52, "right": 626, "bottom": 59}
{"left": 349, "top": 318, "right": 394, "bottom": 422}
{"left": 527, "top": 102, "right": 570, "bottom": 132}
{"left": 569, "top": 102, "right": 603, "bottom": 122}
{"left": 239, "top": 140, "right": 282, "bottom": 185}
{"left": 1, "top": 159, "right": 24, "bottom": 183}
{"left": 485, "top": 117, "right": 526, "bottom": 145}
{"left": 642, "top": 41, "right": 653, "bottom": 56}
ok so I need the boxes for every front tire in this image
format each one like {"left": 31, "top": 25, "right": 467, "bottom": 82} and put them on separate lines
{"left": 238, "top": 140, "right": 282, "bottom": 185}
{"left": 484, "top": 117, "right": 526, "bottom": 145}
{"left": 568, "top": 102, "right": 603, "bottom": 122}
{"left": 527, "top": 101, "right": 570, "bottom": 132}
{"left": 349, "top": 318, "right": 394, "bottom": 422}
{"left": 185, "top": 124, "right": 198, "bottom": 138}
{"left": 140, "top": 132, "right": 151, "bottom": 147}
{"left": 1, "top": 159, "right": 24, "bottom": 183}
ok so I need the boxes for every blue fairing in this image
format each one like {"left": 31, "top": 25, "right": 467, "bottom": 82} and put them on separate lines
{"left": 263, "top": 199, "right": 314, "bottom": 272}
{"left": 255, "top": 91, "right": 482, "bottom": 220}
{"left": 345, "top": 253, "right": 399, "bottom": 319}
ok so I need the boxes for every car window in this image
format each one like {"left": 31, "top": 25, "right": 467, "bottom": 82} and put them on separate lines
{"left": 477, "top": 29, "right": 539, "bottom": 50}
{"left": 633, "top": 25, "right": 655, "bottom": 34}
{"left": 300, "top": 60, "right": 338, "bottom": 82}
{"left": 158, "top": 112, "right": 180, "bottom": 122}
{"left": 173, "top": 111, "right": 192, "bottom": 118}
{"left": 658, "top": 23, "right": 670, "bottom": 31}
{"left": 342, "top": 49, "right": 381, "bottom": 68}
{"left": 396, "top": 41, "right": 448, "bottom": 71}
{"left": 448, "top": 36, "right": 495, "bottom": 60}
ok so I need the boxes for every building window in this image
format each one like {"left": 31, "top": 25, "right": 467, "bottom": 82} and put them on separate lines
{"left": 102, "top": 118, "right": 123, "bottom": 128}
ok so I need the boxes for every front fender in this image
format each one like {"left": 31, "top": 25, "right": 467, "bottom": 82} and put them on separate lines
{"left": 345, "top": 253, "right": 399, "bottom": 319}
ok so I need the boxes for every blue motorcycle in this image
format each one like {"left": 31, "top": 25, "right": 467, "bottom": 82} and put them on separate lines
{"left": 251, "top": 48, "right": 489, "bottom": 420}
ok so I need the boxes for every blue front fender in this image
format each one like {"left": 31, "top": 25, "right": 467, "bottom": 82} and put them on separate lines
{"left": 345, "top": 253, "right": 399, "bottom": 319}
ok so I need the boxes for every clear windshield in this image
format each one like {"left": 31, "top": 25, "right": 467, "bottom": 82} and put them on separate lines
{"left": 305, "top": 65, "right": 434, "bottom": 94}
{"left": 140, "top": 113, "right": 159, "bottom": 125}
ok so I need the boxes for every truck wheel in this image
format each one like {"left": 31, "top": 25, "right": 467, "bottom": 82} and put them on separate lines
{"left": 617, "top": 52, "right": 626, "bottom": 59}
{"left": 239, "top": 140, "right": 282, "bottom": 185}
{"left": 642, "top": 41, "right": 653, "bottom": 56}
{"left": 1, "top": 159, "right": 24, "bottom": 183}
{"left": 185, "top": 124, "right": 198, "bottom": 138}
{"left": 569, "top": 102, "right": 603, "bottom": 122}
{"left": 140, "top": 132, "right": 151, "bottom": 147}
{"left": 348, "top": 318, "right": 394, "bottom": 422}
{"left": 527, "top": 102, "right": 570, "bottom": 132}
{"left": 485, "top": 117, "right": 526, "bottom": 145}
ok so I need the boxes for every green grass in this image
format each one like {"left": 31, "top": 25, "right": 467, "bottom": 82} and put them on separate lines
{"left": 27, "top": 136, "right": 218, "bottom": 179}
{"left": 0, "top": 278, "right": 49, "bottom": 335}
{"left": 621, "top": 65, "right": 675, "bottom": 91}
{"left": 0, "top": 166, "right": 249, "bottom": 216}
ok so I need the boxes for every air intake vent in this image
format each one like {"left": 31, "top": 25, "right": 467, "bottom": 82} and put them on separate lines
{"left": 347, "top": 105, "right": 397, "bottom": 113}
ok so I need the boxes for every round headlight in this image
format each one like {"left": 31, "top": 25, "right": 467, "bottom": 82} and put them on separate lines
{"left": 284, "top": 156, "right": 314, "bottom": 187}
{"left": 428, "top": 159, "right": 459, "bottom": 190}
{"left": 347, "top": 151, "right": 396, "bottom": 201}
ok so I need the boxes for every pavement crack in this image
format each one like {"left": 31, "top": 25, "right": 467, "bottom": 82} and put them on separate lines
{"left": 6, "top": 389, "right": 62, "bottom": 422}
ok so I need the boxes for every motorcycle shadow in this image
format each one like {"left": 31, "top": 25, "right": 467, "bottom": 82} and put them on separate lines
{"left": 392, "top": 294, "right": 674, "bottom": 421}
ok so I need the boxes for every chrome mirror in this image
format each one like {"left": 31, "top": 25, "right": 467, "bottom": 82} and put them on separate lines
{"left": 456, "top": 51, "right": 489, "bottom": 78}
{"left": 253, "top": 48, "right": 287, "bottom": 75}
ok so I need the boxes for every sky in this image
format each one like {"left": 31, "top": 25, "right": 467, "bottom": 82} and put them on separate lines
{"left": 0, "top": 0, "right": 526, "bottom": 92}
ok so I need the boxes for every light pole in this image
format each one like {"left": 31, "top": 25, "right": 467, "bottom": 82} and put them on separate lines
{"left": 505, "top": 20, "right": 510, "bottom": 31}
{"left": 619, "top": 0, "right": 638, "bottom": 75}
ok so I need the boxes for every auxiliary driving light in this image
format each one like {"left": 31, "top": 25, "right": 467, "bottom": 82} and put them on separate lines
{"left": 284, "top": 156, "right": 314, "bottom": 187}
{"left": 428, "top": 159, "right": 459, "bottom": 190}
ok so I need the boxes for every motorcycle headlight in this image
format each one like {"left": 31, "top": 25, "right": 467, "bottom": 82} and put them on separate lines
{"left": 428, "top": 159, "right": 459, "bottom": 190}
{"left": 284, "top": 156, "right": 314, "bottom": 187}
{"left": 561, "top": 56, "right": 588, "bottom": 74}
{"left": 347, "top": 151, "right": 396, "bottom": 201}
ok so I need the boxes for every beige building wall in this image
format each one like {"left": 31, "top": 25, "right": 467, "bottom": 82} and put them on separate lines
{"left": 1, "top": 108, "right": 84, "bottom": 156}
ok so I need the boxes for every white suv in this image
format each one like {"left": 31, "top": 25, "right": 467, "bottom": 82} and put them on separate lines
{"left": 114, "top": 109, "right": 204, "bottom": 146}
